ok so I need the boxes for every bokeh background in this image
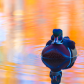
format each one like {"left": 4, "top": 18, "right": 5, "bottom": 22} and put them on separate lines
{"left": 0, "top": 0, "right": 84, "bottom": 84}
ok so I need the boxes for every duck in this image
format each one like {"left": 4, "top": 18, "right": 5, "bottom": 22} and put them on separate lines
{"left": 42, "top": 29, "right": 72, "bottom": 59}
{"left": 41, "top": 28, "right": 77, "bottom": 62}
{"left": 41, "top": 29, "right": 72, "bottom": 68}
{"left": 41, "top": 29, "right": 77, "bottom": 84}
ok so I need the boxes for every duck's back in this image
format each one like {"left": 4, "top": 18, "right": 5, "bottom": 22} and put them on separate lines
{"left": 42, "top": 44, "right": 70, "bottom": 59}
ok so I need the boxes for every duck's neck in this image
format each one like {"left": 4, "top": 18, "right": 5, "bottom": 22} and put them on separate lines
{"left": 52, "top": 37, "right": 63, "bottom": 44}
{"left": 52, "top": 41, "right": 63, "bottom": 44}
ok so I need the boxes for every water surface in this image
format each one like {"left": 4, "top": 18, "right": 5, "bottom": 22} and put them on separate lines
{"left": 0, "top": 0, "right": 84, "bottom": 84}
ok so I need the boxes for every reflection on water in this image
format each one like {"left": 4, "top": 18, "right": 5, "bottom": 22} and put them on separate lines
{"left": 0, "top": 0, "right": 84, "bottom": 84}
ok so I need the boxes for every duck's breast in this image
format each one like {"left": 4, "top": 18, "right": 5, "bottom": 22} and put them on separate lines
{"left": 42, "top": 44, "right": 70, "bottom": 59}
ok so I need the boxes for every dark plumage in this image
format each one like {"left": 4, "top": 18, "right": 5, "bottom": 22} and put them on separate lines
{"left": 63, "top": 39, "right": 75, "bottom": 49}
{"left": 46, "top": 40, "right": 52, "bottom": 46}
{"left": 51, "top": 35, "right": 54, "bottom": 41}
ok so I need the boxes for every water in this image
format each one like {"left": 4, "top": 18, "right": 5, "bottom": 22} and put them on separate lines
{"left": 0, "top": 13, "right": 84, "bottom": 84}
{"left": 0, "top": 0, "right": 84, "bottom": 83}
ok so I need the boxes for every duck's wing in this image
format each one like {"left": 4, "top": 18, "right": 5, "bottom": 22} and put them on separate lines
{"left": 71, "top": 48, "right": 77, "bottom": 57}
{"left": 46, "top": 40, "right": 52, "bottom": 46}
{"left": 63, "top": 38, "right": 75, "bottom": 49}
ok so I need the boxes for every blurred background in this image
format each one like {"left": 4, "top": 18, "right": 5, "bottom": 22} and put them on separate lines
{"left": 0, "top": 0, "right": 84, "bottom": 84}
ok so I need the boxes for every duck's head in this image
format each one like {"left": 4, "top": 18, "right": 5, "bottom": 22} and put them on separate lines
{"left": 52, "top": 29, "right": 63, "bottom": 44}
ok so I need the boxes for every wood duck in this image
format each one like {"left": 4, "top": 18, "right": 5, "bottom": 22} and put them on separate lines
{"left": 41, "top": 29, "right": 77, "bottom": 84}
{"left": 41, "top": 29, "right": 77, "bottom": 71}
